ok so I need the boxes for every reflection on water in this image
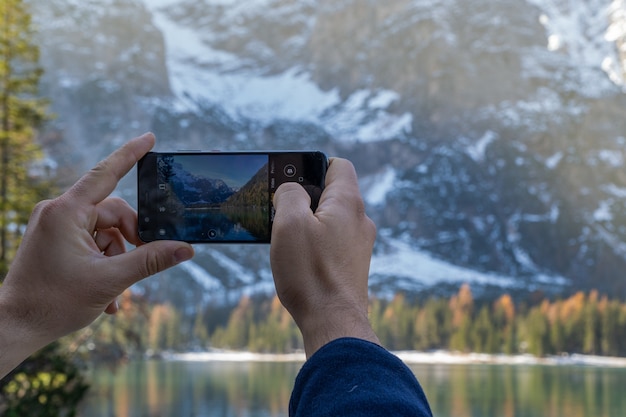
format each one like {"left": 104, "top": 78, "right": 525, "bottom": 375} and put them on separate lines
{"left": 78, "top": 360, "right": 626, "bottom": 417}
{"left": 172, "top": 207, "right": 269, "bottom": 242}
{"left": 412, "top": 363, "right": 626, "bottom": 417}
{"left": 79, "top": 360, "right": 299, "bottom": 417}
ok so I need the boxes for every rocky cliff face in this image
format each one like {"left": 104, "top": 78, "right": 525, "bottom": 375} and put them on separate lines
{"left": 30, "top": 0, "right": 171, "bottom": 175}
{"left": 26, "top": 0, "right": 626, "bottom": 305}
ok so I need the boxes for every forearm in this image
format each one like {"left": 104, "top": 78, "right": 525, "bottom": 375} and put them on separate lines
{"left": 297, "top": 305, "right": 380, "bottom": 358}
{"left": 0, "top": 289, "right": 49, "bottom": 378}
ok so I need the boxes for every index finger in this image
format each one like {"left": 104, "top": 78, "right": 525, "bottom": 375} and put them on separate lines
{"left": 67, "top": 132, "right": 156, "bottom": 205}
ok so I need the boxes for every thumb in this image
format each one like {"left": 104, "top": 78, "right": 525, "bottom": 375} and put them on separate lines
{"left": 100, "top": 241, "right": 195, "bottom": 289}
{"left": 271, "top": 182, "right": 316, "bottom": 244}
{"left": 273, "top": 182, "right": 312, "bottom": 214}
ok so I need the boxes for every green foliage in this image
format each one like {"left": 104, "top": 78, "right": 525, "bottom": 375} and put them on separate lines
{"left": 193, "top": 305, "right": 210, "bottom": 347}
{"left": 370, "top": 287, "right": 626, "bottom": 357}
{"left": 66, "top": 290, "right": 153, "bottom": 362}
{"left": 0, "top": 2, "right": 85, "bottom": 415}
{"left": 67, "top": 286, "right": 626, "bottom": 360}
{"left": 522, "top": 307, "right": 549, "bottom": 356}
{"left": 211, "top": 295, "right": 302, "bottom": 353}
{"left": 0, "top": 343, "right": 89, "bottom": 417}
{"left": 0, "top": 0, "right": 54, "bottom": 276}
{"left": 412, "top": 298, "right": 451, "bottom": 350}
{"left": 224, "top": 163, "right": 270, "bottom": 208}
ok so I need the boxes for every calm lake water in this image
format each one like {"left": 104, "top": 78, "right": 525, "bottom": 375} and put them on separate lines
{"left": 77, "top": 359, "right": 626, "bottom": 417}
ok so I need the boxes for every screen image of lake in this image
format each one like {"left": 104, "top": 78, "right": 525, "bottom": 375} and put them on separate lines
{"left": 159, "top": 154, "right": 271, "bottom": 241}
{"left": 176, "top": 206, "right": 270, "bottom": 241}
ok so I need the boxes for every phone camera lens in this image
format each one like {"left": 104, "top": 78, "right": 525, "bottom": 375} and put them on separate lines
{"left": 208, "top": 229, "right": 217, "bottom": 239}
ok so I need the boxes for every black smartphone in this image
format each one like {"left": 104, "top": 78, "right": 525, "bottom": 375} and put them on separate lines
{"left": 137, "top": 151, "right": 328, "bottom": 243}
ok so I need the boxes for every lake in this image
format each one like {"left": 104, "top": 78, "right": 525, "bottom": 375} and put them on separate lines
{"left": 77, "top": 356, "right": 626, "bottom": 417}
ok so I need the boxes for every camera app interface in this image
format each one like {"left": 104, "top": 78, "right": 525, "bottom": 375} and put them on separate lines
{"left": 139, "top": 151, "right": 326, "bottom": 243}
{"left": 155, "top": 154, "right": 271, "bottom": 242}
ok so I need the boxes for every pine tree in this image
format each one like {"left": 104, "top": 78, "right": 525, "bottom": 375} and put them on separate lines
{"left": 525, "top": 307, "right": 549, "bottom": 357}
{"left": 0, "top": 2, "right": 88, "bottom": 416}
{"left": 600, "top": 298, "right": 620, "bottom": 356}
{"left": 381, "top": 293, "right": 413, "bottom": 350}
{"left": 449, "top": 284, "right": 474, "bottom": 352}
{"left": 0, "top": 0, "right": 51, "bottom": 277}
{"left": 583, "top": 290, "right": 599, "bottom": 354}
{"left": 493, "top": 294, "right": 516, "bottom": 354}
{"left": 193, "top": 305, "right": 210, "bottom": 348}
{"left": 472, "top": 305, "right": 496, "bottom": 353}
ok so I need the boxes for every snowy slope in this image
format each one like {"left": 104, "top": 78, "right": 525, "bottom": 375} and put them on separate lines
{"left": 144, "top": 0, "right": 413, "bottom": 142}
{"left": 142, "top": 0, "right": 549, "bottom": 294}
{"left": 27, "top": 0, "right": 626, "bottom": 303}
{"left": 526, "top": 0, "right": 625, "bottom": 92}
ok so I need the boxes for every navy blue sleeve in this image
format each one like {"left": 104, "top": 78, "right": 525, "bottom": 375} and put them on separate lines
{"left": 289, "top": 338, "right": 433, "bottom": 417}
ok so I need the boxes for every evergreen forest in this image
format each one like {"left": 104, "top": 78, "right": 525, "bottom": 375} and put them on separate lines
{"left": 70, "top": 284, "right": 626, "bottom": 361}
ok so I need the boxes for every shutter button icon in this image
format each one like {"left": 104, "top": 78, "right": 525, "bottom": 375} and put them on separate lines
{"left": 284, "top": 164, "right": 296, "bottom": 177}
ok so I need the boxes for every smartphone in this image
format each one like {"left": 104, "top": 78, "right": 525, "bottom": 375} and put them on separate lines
{"left": 137, "top": 151, "right": 328, "bottom": 243}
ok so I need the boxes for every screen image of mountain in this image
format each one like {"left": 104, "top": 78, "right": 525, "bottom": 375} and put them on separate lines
{"left": 166, "top": 163, "right": 232, "bottom": 206}
{"left": 158, "top": 154, "right": 271, "bottom": 241}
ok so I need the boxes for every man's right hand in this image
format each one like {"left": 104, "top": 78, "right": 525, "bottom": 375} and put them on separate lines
{"left": 270, "top": 157, "right": 379, "bottom": 358}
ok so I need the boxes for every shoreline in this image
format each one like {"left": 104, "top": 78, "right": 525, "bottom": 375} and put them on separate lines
{"left": 167, "top": 350, "right": 626, "bottom": 368}
{"left": 394, "top": 350, "right": 626, "bottom": 367}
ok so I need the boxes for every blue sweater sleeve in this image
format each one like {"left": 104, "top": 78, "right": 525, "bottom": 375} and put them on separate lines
{"left": 289, "top": 338, "right": 433, "bottom": 417}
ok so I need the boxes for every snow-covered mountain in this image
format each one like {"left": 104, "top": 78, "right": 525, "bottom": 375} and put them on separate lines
{"left": 168, "top": 162, "right": 234, "bottom": 205}
{"left": 27, "top": 0, "right": 626, "bottom": 306}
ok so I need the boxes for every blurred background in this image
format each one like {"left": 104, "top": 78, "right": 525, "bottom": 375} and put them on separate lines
{"left": 29, "top": 0, "right": 626, "bottom": 299}
{"left": 2, "top": 0, "right": 626, "bottom": 416}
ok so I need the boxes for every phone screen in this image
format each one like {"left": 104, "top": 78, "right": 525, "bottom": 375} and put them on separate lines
{"left": 137, "top": 151, "right": 327, "bottom": 243}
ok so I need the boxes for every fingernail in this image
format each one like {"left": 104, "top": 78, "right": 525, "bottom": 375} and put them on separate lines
{"left": 174, "top": 246, "right": 193, "bottom": 263}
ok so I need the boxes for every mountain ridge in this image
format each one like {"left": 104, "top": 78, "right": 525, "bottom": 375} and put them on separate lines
{"left": 25, "top": 0, "right": 626, "bottom": 306}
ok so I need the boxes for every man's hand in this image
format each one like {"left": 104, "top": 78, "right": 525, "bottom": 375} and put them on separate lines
{"left": 270, "top": 157, "right": 379, "bottom": 358}
{"left": 0, "top": 132, "right": 194, "bottom": 378}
